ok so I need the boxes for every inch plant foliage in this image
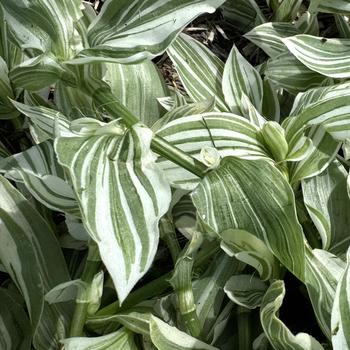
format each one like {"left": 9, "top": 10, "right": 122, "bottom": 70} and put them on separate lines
{"left": 1, "top": 0, "right": 350, "bottom": 349}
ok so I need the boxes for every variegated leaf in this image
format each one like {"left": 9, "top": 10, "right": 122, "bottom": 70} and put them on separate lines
{"left": 150, "top": 315, "right": 218, "bottom": 350}
{"left": 69, "top": 0, "right": 225, "bottom": 64}
{"left": 55, "top": 123, "right": 171, "bottom": 302}
{"left": 222, "top": 46, "right": 263, "bottom": 114}
{"left": 11, "top": 100, "right": 72, "bottom": 139}
{"left": 155, "top": 112, "right": 270, "bottom": 190}
{"left": 104, "top": 60, "right": 168, "bottom": 126}
{"left": 192, "top": 157, "right": 306, "bottom": 282}
{"left": 306, "top": 248, "right": 346, "bottom": 339}
{"left": 1, "top": 0, "right": 83, "bottom": 59}
{"left": 224, "top": 275, "right": 267, "bottom": 309}
{"left": 283, "top": 35, "right": 350, "bottom": 78}
{"left": 221, "top": 229, "right": 279, "bottom": 281}
{"left": 273, "top": 0, "right": 303, "bottom": 21}
{"left": 167, "top": 34, "right": 228, "bottom": 112}
{"left": 0, "top": 176, "right": 72, "bottom": 350}
{"left": 0, "top": 141, "right": 79, "bottom": 215}
{"left": 331, "top": 248, "right": 350, "bottom": 349}
{"left": 302, "top": 160, "right": 350, "bottom": 255}
{"left": 62, "top": 327, "right": 138, "bottom": 350}
{"left": 245, "top": 22, "right": 299, "bottom": 58}
{"left": 9, "top": 54, "right": 77, "bottom": 91}
{"left": 221, "top": 0, "right": 265, "bottom": 32}
{"left": 261, "top": 280, "right": 324, "bottom": 349}
{"left": 265, "top": 52, "right": 327, "bottom": 95}
{"left": 0, "top": 288, "right": 31, "bottom": 350}
{"left": 310, "top": 0, "right": 350, "bottom": 14}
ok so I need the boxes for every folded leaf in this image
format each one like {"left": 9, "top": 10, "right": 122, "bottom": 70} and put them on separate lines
{"left": 55, "top": 123, "right": 171, "bottom": 302}
{"left": 224, "top": 275, "right": 267, "bottom": 309}
{"left": 302, "top": 160, "right": 350, "bottom": 255}
{"left": 150, "top": 315, "right": 218, "bottom": 350}
{"left": 261, "top": 280, "right": 324, "bottom": 349}
{"left": 0, "top": 141, "right": 79, "bottom": 215}
{"left": 62, "top": 327, "right": 138, "bottom": 350}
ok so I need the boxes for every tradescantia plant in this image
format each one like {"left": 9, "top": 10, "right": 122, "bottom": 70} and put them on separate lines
{"left": 2, "top": 0, "right": 350, "bottom": 349}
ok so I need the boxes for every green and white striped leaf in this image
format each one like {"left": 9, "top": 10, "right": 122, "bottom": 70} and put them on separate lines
{"left": 193, "top": 253, "right": 244, "bottom": 341}
{"left": 224, "top": 275, "right": 267, "bottom": 309}
{"left": 261, "top": 280, "right": 324, "bottom": 350}
{"left": 87, "top": 305, "right": 153, "bottom": 337}
{"left": 220, "top": 229, "right": 280, "bottom": 281}
{"left": 335, "top": 14, "right": 350, "bottom": 38}
{"left": 0, "top": 141, "right": 9, "bottom": 160}
{"left": 306, "top": 248, "right": 346, "bottom": 339}
{"left": 0, "top": 57, "right": 20, "bottom": 119}
{"left": 11, "top": 100, "right": 72, "bottom": 139}
{"left": 192, "top": 157, "right": 306, "bottom": 281}
{"left": 153, "top": 99, "right": 215, "bottom": 131}
{"left": 55, "top": 123, "right": 171, "bottom": 303}
{"left": 222, "top": 46, "right": 263, "bottom": 114}
{"left": 245, "top": 22, "right": 299, "bottom": 58}
{"left": 0, "top": 176, "right": 72, "bottom": 350}
{"left": 295, "top": 11, "right": 319, "bottom": 35}
{"left": 1, "top": 0, "right": 83, "bottom": 59}
{"left": 262, "top": 79, "right": 280, "bottom": 122}
{"left": 0, "top": 288, "right": 31, "bottom": 350}
{"left": 273, "top": 0, "right": 303, "bottom": 21}
{"left": 283, "top": 35, "right": 350, "bottom": 78}
{"left": 331, "top": 248, "right": 350, "bottom": 349}
{"left": 310, "top": 0, "right": 350, "bottom": 14}
{"left": 265, "top": 53, "right": 327, "bottom": 95}
{"left": 221, "top": 0, "right": 265, "bottom": 32}
{"left": 155, "top": 112, "right": 270, "bottom": 190}
{"left": 150, "top": 315, "right": 218, "bottom": 350}
{"left": 0, "top": 141, "right": 79, "bottom": 215}
{"left": 288, "top": 125, "right": 340, "bottom": 184}
{"left": 69, "top": 0, "right": 225, "bottom": 64}
{"left": 9, "top": 54, "right": 77, "bottom": 91}
{"left": 104, "top": 60, "right": 168, "bottom": 126}
{"left": 302, "top": 160, "right": 350, "bottom": 255}
{"left": 62, "top": 327, "right": 138, "bottom": 350}
{"left": 55, "top": 81, "right": 96, "bottom": 120}
{"left": 290, "top": 82, "right": 350, "bottom": 116}
{"left": 284, "top": 94, "right": 350, "bottom": 183}
{"left": 167, "top": 34, "right": 228, "bottom": 112}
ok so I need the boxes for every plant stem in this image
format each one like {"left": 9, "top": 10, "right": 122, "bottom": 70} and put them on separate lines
{"left": 69, "top": 241, "right": 101, "bottom": 337}
{"left": 91, "top": 88, "right": 208, "bottom": 178}
{"left": 160, "top": 217, "right": 181, "bottom": 264}
{"left": 237, "top": 306, "right": 251, "bottom": 350}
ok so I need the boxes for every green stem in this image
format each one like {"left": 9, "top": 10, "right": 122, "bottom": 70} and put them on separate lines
{"left": 90, "top": 88, "right": 208, "bottom": 178}
{"left": 69, "top": 241, "right": 101, "bottom": 337}
{"left": 237, "top": 306, "right": 251, "bottom": 350}
{"left": 160, "top": 217, "right": 181, "bottom": 264}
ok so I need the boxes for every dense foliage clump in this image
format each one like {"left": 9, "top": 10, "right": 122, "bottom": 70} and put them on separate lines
{"left": 1, "top": 0, "right": 350, "bottom": 349}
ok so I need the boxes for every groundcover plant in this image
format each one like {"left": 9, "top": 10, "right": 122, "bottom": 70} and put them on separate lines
{"left": 2, "top": 0, "right": 350, "bottom": 349}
